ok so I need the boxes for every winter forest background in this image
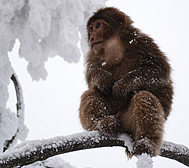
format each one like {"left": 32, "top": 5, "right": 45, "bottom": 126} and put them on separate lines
{"left": 0, "top": 0, "right": 189, "bottom": 167}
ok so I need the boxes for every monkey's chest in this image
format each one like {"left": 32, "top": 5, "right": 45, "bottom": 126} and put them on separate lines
{"left": 109, "top": 65, "right": 129, "bottom": 82}
{"left": 108, "top": 58, "right": 136, "bottom": 81}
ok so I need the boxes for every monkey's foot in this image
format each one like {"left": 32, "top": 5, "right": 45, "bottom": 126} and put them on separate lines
{"left": 133, "top": 138, "right": 157, "bottom": 157}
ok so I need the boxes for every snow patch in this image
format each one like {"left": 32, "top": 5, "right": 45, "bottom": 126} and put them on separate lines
{"left": 118, "top": 133, "right": 133, "bottom": 153}
{"left": 102, "top": 62, "right": 107, "bottom": 66}
{"left": 22, "top": 156, "right": 77, "bottom": 168}
{"left": 136, "top": 153, "right": 153, "bottom": 168}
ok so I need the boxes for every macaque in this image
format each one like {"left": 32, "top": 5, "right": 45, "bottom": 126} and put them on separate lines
{"left": 79, "top": 7, "right": 173, "bottom": 157}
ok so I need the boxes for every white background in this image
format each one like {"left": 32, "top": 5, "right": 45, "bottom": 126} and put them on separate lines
{"left": 7, "top": 0, "right": 189, "bottom": 167}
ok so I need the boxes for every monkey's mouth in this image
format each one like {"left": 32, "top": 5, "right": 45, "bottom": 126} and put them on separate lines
{"left": 92, "top": 41, "right": 104, "bottom": 48}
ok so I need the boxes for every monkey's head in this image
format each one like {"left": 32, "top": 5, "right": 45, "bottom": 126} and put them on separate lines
{"left": 87, "top": 7, "right": 133, "bottom": 54}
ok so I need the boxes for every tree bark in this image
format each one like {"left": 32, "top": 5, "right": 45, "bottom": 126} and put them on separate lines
{"left": 0, "top": 131, "right": 188, "bottom": 168}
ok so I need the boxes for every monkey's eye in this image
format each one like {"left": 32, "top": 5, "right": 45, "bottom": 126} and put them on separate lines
{"left": 89, "top": 26, "right": 93, "bottom": 33}
{"left": 96, "top": 22, "right": 101, "bottom": 29}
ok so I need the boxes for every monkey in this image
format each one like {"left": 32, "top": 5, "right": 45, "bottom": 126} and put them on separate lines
{"left": 79, "top": 7, "right": 173, "bottom": 157}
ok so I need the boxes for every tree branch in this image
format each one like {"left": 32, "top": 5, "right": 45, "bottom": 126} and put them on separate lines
{"left": 11, "top": 74, "right": 22, "bottom": 112}
{"left": 160, "top": 141, "right": 189, "bottom": 166}
{"left": 0, "top": 131, "right": 188, "bottom": 168}
{"left": 3, "top": 74, "right": 26, "bottom": 152}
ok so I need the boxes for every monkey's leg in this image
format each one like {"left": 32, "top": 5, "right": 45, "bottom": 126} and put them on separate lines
{"left": 79, "top": 89, "right": 121, "bottom": 136}
{"left": 121, "top": 91, "right": 165, "bottom": 156}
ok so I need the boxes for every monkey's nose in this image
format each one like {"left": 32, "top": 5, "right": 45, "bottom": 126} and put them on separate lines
{"left": 90, "top": 35, "right": 95, "bottom": 42}
{"left": 89, "top": 35, "right": 95, "bottom": 46}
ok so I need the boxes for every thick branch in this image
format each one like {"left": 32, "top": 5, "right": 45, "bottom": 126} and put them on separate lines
{"left": 160, "top": 141, "right": 189, "bottom": 166}
{"left": 0, "top": 132, "right": 188, "bottom": 168}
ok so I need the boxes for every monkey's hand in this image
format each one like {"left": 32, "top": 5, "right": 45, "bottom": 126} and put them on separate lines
{"left": 113, "top": 79, "right": 128, "bottom": 100}
{"left": 90, "top": 68, "right": 115, "bottom": 96}
{"left": 97, "top": 116, "right": 121, "bottom": 137}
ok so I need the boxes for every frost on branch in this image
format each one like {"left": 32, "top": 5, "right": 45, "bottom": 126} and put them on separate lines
{"left": 160, "top": 141, "right": 189, "bottom": 167}
{"left": 0, "top": 131, "right": 126, "bottom": 168}
{"left": 0, "top": 131, "right": 189, "bottom": 168}
{"left": 0, "top": 0, "right": 107, "bottom": 81}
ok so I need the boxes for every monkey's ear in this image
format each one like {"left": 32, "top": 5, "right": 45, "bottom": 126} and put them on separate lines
{"left": 122, "top": 14, "right": 133, "bottom": 28}
{"left": 122, "top": 15, "right": 127, "bottom": 28}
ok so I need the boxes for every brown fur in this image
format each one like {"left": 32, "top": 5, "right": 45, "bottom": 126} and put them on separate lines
{"left": 79, "top": 7, "right": 173, "bottom": 157}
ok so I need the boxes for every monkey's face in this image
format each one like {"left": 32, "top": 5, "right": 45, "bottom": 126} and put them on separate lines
{"left": 87, "top": 19, "right": 110, "bottom": 53}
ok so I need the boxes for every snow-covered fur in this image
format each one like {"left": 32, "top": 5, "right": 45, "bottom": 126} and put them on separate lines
{"left": 79, "top": 7, "right": 173, "bottom": 157}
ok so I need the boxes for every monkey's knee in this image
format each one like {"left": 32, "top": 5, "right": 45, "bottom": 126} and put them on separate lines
{"left": 129, "top": 91, "right": 165, "bottom": 156}
{"left": 122, "top": 91, "right": 164, "bottom": 131}
{"left": 133, "top": 91, "right": 162, "bottom": 108}
{"left": 79, "top": 89, "right": 112, "bottom": 131}
{"left": 79, "top": 89, "right": 110, "bottom": 114}
{"left": 133, "top": 91, "right": 165, "bottom": 135}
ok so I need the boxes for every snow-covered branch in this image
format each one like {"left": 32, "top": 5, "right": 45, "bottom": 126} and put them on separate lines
{"left": 3, "top": 74, "right": 28, "bottom": 153}
{"left": 0, "top": 131, "right": 188, "bottom": 168}
{"left": 160, "top": 141, "right": 189, "bottom": 167}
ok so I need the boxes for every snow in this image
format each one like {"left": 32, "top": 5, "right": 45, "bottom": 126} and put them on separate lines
{"left": 102, "top": 61, "right": 107, "bottom": 66}
{"left": 22, "top": 156, "right": 77, "bottom": 168}
{"left": 162, "top": 141, "right": 189, "bottom": 157}
{"left": 3, "top": 130, "right": 185, "bottom": 168}
{"left": 118, "top": 133, "right": 133, "bottom": 153}
{"left": 0, "top": 0, "right": 107, "bottom": 159}
{"left": 137, "top": 154, "right": 153, "bottom": 168}
{"left": 118, "top": 134, "right": 154, "bottom": 168}
{"left": 0, "top": 0, "right": 107, "bottom": 80}
{"left": 0, "top": 131, "right": 121, "bottom": 167}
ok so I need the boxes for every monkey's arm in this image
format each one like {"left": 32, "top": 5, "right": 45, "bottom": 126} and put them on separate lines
{"left": 96, "top": 116, "right": 121, "bottom": 136}
{"left": 80, "top": 104, "right": 121, "bottom": 137}
{"left": 113, "top": 64, "right": 170, "bottom": 99}
{"left": 86, "top": 67, "right": 115, "bottom": 96}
